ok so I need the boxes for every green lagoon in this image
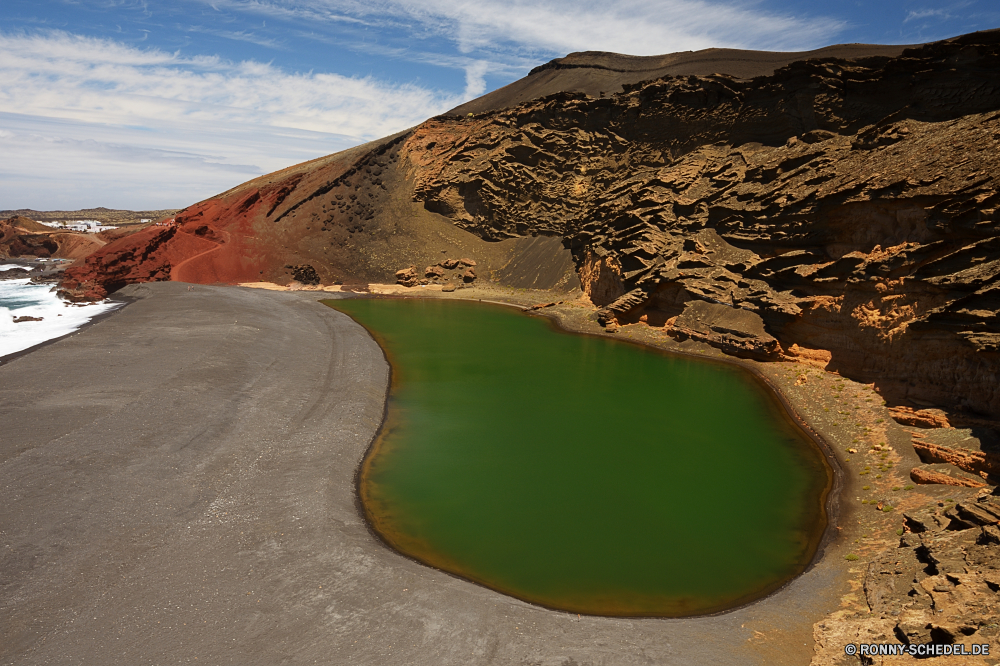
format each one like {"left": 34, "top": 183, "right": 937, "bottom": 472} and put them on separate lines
{"left": 327, "top": 298, "right": 831, "bottom": 617}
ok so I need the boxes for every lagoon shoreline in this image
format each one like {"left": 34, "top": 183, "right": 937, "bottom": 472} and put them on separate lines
{"left": 1, "top": 281, "right": 918, "bottom": 666}
{"left": 331, "top": 295, "right": 838, "bottom": 621}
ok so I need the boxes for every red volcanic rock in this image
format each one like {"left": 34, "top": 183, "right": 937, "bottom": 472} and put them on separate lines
{"left": 425, "top": 265, "right": 445, "bottom": 279}
{"left": 1, "top": 219, "right": 57, "bottom": 258}
{"left": 458, "top": 257, "right": 477, "bottom": 267}
{"left": 461, "top": 267, "right": 476, "bottom": 282}
{"left": 440, "top": 258, "right": 460, "bottom": 269}
{"left": 60, "top": 223, "right": 218, "bottom": 301}
{"left": 55, "top": 141, "right": 394, "bottom": 300}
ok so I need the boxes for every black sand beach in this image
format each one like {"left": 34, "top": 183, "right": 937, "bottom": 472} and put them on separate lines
{"left": 1, "top": 283, "right": 848, "bottom": 665}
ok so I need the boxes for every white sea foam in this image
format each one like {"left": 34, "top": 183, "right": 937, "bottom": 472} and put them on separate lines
{"left": 0, "top": 279, "right": 123, "bottom": 358}
{"left": 0, "top": 264, "right": 28, "bottom": 271}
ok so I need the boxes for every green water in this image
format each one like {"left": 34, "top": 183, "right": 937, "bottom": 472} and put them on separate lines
{"left": 327, "top": 298, "right": 831, "bottom": 617}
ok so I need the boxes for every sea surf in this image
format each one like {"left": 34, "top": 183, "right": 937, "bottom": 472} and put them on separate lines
{"left": 0, "top": 268, "right": 123, "bottom": 359}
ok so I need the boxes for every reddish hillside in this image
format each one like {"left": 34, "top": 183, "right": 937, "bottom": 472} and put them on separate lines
{"left": 0, "top": 216, "right": 103, "bottom": 260}
{"left": 58, "top": 30, "right": 1000, "bottom": 422}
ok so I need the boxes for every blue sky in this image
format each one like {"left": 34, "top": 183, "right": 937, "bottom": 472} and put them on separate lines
{"left": 1, "top": 0, "right": 997, "bottom": 210}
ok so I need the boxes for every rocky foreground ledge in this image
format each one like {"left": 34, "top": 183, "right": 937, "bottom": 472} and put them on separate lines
{"left": 813, "top": 490, "right": 1000, "bottom": 663}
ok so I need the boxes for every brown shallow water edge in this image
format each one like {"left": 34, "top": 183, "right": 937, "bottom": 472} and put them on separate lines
{"left": 322, "top": 293, "right": 841, "bottom": 620}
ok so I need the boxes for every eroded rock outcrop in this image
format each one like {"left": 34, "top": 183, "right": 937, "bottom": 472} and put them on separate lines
{"left": 396, "top": 258, "right": 478, "bottom": 287}
{"left": 58, "top": 29, "right": 1000, "bottom": 421}
{"left": 1, "top": 216, "right": 107, "bottom": 261}
{"left": 813, "top": 492, "right": 1000, "bottom": 664}
{"left": 399, "top": 29, "right": 1000, "bottom": 419}
{"left": 910, "top": 437, "right": 1000, "bottom": 483}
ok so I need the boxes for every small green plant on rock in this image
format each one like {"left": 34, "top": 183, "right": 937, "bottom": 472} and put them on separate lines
{"left": 845, "top": 553, "right": 859, "bottom": 561}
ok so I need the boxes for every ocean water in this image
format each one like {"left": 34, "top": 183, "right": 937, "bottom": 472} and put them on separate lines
{"left": 0, "top": 269, "right": 123, "bottom": 359}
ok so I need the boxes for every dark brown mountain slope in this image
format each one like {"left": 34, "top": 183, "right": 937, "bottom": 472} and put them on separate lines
{"left": 449, "top": 42, "right": 913, "bottom": 115}
{"left": 62, "top": 29, "right": 1000, "bottom": 422}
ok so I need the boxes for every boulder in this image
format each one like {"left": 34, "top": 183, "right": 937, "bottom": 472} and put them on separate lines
{"left": 395, "top": 266, "right": 418, "bottom": 287}
{"left": 425, "top": 265, "right": 445, "bottom": 279}
{"left": 0, "top": 267, "right": 30, "bottom": 279}
{"left": 285, "top": 264, "right": 321, "bottom": 286}
{"left": 910, "top": 464, "right": 987, "bottom": 488}
{"left": 889, "top": 406, "right": 952, "bottom": 429}
{"left": 666, "top": 300, "right": 779, "bottom": 359}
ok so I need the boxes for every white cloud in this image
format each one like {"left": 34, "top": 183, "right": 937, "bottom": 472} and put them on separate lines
{"left": 209, "top": 0, "right": 846, "bottom": 56}
{"left": 406, "top": 0, "right": 841, "bottom": 54}
{"left": 0, "top": 0, "right": 849, "bottom": 209}
{"left": 463, "top": 60, "right": 489, "bottom": 98}
{"left": 905, "top": 9, "right": 947, "bottom": 22}
{"left": 0, "top": 30, "right": 463, "bottom": 209}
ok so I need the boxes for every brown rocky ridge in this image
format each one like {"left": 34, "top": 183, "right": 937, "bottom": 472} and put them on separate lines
{"left": 23, "top": 26, "right": 1000, "bottom": 663}
{"left": 0, "top": 210, "right": 165, "bottom": 262}
{"left": 59, "top": 29, "right": 1000, "bottom": 428}
{"left": 813, "top": 489, "right": 1000, "bottom": 664}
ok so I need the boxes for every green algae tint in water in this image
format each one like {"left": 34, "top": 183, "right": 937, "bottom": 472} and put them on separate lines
{"left": 329, "top": 298, "right": 831, "bottom": 617}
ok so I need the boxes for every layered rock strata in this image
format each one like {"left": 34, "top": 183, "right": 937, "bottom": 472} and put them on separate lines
{"left": 400, "top": 30, "right": 1000, "bottom": 418}
{"left": 60, "top": 29, "right": 1000, "bottom": 420}
{"left": 813, "top": 492, "right": 1000, "bottom": 664}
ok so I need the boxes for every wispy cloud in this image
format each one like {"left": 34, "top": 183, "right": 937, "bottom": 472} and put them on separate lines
{"left": 904, "top": 8, "right": 951, "bottom": 22}
{"left": 185, "top": 24, "right": 286, "bottom": 49}
{"left": 0, "top": 29, "right": 463, "bottom": 208}
{"left": 205, "top": 0, "right": 847, "bottom": 56}
{"left": 0, "top": 0, "right": 852, "bottom": 209}
{"left": 185, "top": 0, "right": 848, "bottom": 118}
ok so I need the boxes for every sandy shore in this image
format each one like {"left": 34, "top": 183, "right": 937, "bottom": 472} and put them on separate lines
{"left": 1, "top": 282, "right": 898, "bottom": 665}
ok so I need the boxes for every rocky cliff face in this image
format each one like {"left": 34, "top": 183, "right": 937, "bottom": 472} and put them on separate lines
{"left": 400, "top": 29, "right": 1000, "bottom": 419}
{"left": 0, "top": 216, "right": 104, "bottom": 261}
{"left": 62, "top": 29, "right": 1000, "bottom": 420}
{"left": 813, "top": 490, "right": 1000, "bottom": 664}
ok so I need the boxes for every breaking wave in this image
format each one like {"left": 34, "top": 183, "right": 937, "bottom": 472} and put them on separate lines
{"left": 0, "top": 274, "right": 123, "bottom": 359}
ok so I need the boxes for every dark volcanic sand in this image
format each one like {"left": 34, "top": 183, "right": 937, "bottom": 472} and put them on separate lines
{"left": 2, "top": 283, "right": 846, "bottom": 665}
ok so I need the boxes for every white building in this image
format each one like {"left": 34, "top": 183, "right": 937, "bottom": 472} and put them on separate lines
{"left": 66, "top": 220, "right": 118, "bottom": 232}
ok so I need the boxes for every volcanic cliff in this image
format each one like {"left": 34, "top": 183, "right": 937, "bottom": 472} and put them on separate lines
{"left": 61, "top": 29, "right": 1000, "bottom": 422}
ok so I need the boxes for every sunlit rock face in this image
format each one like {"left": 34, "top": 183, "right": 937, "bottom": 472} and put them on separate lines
{"left": 63, "top": 29, "right": 1000, "bottom": 418}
